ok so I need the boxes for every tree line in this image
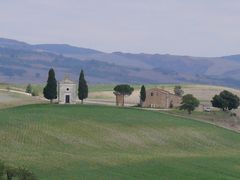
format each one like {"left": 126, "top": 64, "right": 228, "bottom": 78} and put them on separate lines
{"left": 42, "top": 68, "right": 240, "bottom": 113}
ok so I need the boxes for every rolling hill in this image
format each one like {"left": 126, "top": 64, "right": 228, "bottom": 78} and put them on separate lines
{"left": 1, "top": 38, "right": 240, "bottom": 86}
{"left": 0, "top": 104, "right": 240, "bottom": 179}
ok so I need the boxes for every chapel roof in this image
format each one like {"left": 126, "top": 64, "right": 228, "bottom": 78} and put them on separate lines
{"left": 59, "top": 75, "right": 76, "bottom": 84}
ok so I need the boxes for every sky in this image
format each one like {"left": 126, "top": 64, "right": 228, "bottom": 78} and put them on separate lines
{"left": 0, "top": 0, "right": 240, "bottom": 56}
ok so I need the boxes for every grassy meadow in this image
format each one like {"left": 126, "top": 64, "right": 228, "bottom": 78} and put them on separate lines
{"left": 0, "top": 104, "right": 240, "bottom": 179}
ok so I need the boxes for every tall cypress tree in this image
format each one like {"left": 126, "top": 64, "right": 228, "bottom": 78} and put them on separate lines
{"left": 43, "top": 68, "right": 57, "bottom": 103}
{"left": 78, "top": 70, "right": 88, "bottom": 104}
{"left": 140, "top": 85, "right": 146, "bottom": 107}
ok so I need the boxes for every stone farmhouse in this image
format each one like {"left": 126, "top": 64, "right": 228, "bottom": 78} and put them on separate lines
{"left": 58, "top": 76, "right": 77, "bottom": 104}
{"left": 142, "top": 88, "right": 181, "bottom": 109}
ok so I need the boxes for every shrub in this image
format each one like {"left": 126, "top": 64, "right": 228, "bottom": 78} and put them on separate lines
{"left": 31, "top": 89, "right": 39, "bottom": 97}
{"left": 174, "top": 85, "right": 184, "bottom": 97}
{"left": 230, "top": 112, "right": 237, "bottom": 117}
{"left": 26, "top": 84, "right": 33, "bottom": 94}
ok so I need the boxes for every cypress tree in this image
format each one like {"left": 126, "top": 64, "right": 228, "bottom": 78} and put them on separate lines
{"left": 78, "top": 70, "right": 88, "bottom": 104}
{"left": 140, "top": 85, "right": 146, "bottom": 107}
{"left": 25, "top": 84, "right": 33, "bottom": 94}
{"left": 43, "top": 68, "right": 57, "bottom": 103}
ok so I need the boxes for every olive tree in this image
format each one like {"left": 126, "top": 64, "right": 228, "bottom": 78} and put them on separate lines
{"left": 180, "top": 94, "right": 199, "bottom": 114}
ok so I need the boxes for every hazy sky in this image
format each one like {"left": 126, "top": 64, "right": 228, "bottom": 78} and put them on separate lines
{"left": 1, "top": 0, "right": 240, "bottom": 56}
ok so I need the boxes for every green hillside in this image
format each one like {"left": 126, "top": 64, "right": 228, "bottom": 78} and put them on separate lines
{"left": 0, "top": 104, "right": 240, "bottom": 179}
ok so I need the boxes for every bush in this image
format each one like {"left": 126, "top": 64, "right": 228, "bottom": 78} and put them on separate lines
{"left": 230, "top": 112, "right": 237, "bottom": 117}
{"left": 31, "top": 89, "right": 39, "bottom": 97}
{"left": 26, "top": 84, "right": 33, "bottom": 94}
{"left": 174, "top": 86, "right": 184, "bottom": 97}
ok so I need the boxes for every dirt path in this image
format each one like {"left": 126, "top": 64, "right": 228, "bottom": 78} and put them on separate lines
{"left": 85, "top": 99, "right": 135, "bottom": 107}
{"left": 0, "top": 89, "right": 47, "bottom": 102}
{"left": 0, "top": 89, "right": 31, "bottom": 96}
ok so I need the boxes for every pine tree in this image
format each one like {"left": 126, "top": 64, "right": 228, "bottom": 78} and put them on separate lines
{"left": 78, "top": 70, "right": 88, "bottom": 104}
{"left": 114, "top": 84, "right": 134, "bottom": 106}
{"left": 140, "top": 85, "right": 146, "bottom": 107}
{"left": 43, "top": 68, "right": 57, "bottom": 103}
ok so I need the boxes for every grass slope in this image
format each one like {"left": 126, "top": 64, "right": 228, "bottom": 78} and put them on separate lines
{"left": 0, "top": 105, "right": 240, "bottom": 179}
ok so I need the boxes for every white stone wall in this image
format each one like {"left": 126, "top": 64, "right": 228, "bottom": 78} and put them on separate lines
{"left": 58, "top": 82, "right": 77, "bottom": 104}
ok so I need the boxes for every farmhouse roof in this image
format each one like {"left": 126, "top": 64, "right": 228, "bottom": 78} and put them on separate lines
{"left": 147, "top": 88, "right": 175, "bottom": 95}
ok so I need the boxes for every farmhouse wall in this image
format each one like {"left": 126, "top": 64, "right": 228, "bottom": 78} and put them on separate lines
{"left": 142, "top": 88, "right": 181, "bottom": 109}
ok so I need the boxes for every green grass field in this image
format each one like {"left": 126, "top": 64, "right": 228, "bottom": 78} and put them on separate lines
{"left": 0, "top": 104, "right": 240, "bottom": 179}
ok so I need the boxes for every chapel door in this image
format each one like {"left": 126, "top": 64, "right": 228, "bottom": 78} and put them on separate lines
{"left": 65, "top": 95, "right": 70, "bottom": 104}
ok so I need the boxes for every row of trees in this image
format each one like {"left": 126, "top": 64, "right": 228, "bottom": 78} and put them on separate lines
{"left": 43, "top": 68, "right": 88, "bottom": 103}
{"left": 43, "top": 69, "right": 240, "bottom": 113}
{"left": 179, "top": 90, "right": 240, "bottom": 114}
{"left": 0, "top": 161, "right": 36, "bottom": 180}
{"left": 211, "top": 90, "right": 240, "bottom": 111}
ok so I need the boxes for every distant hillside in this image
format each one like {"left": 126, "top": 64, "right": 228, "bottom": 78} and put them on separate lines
{"left": 0, "top": 38, "right": 240, "bottom": 87}
{"left": 34, "top": 44, "right": 103, "bottom": 55}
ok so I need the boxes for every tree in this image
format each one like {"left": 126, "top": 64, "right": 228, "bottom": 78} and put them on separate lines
{"left": 180, "top": 94, "right": 199, "bottom": 114}
{"left": 174, "top": 85, "right": 184, "bottom": 96}
{"left": 140, "top": 85, "right": 146, "bottom": 107}
{"left": 78, "top": 70, "right": 88, "bottom": 104}
{"left": 211, "top": 90, "right": 240, "bottom": 111}
{"left": 211, "top": 95, "right": 228, "bottom": 111}
{"left": 114, "top": 84, "right": 134, "bottom": 106}
{"left": 43, "top": 68, "right": 57, "bottom": 103}
{"left": 25, "top": 84, "right": 33, "bottom": 94}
